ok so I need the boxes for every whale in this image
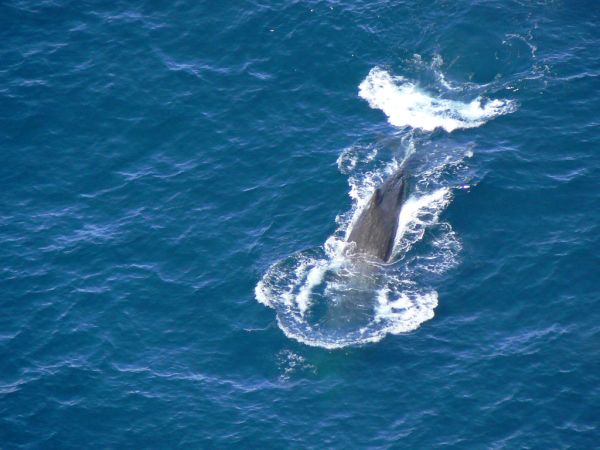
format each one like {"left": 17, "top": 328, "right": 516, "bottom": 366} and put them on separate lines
{"left": 346, "top": 168, "right": 408, "bottom": 263}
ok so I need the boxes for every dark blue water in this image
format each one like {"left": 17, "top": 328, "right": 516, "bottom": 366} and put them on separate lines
{"left": 2, "top": 0, "right": 600, "bottom": 447}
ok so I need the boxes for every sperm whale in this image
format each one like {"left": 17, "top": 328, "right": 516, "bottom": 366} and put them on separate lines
{"left": 346, "top": 168, "right": 408, "bottom": 263}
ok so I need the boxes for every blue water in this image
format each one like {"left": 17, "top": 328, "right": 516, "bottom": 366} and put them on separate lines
{"left": 2, "top": 0, "right": 600, "bottom": 447}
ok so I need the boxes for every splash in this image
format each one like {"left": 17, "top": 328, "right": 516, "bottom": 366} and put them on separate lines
{"left": 359, "top": 67, "right": 516, "bottom": 132}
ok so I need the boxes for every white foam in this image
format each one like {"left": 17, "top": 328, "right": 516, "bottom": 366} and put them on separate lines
{"left": 276, "top": 318, "right": 388, "bottom": 349}
{"left": 254, "top": 280, "right": 270, "bottom": 307}
{"left": 296, "top": 262, "right": 326, "bottom": 316}
{"left": 359, "top": 67, "right": 516, "bottom": 132}
{"left": 393, "top": 188, "right": 452, "bottom": 257}
{"left": 374, "top": 289, "right": 438, "bottom": 334}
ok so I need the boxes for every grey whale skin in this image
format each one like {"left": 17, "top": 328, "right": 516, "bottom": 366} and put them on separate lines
{"left": 346, "top": 169, "right": 408, "bottom": 263}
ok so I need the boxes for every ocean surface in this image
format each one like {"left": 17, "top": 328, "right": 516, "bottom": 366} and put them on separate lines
{"left": 2, "top": 0, "right": 600, "bottom": 448}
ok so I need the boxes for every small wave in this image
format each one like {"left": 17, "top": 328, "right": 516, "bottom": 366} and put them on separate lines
{"left": 359, "top": 67, "right": 516, "bottom": 132}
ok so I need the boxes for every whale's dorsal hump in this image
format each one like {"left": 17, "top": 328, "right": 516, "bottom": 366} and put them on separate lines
{"left": 372, "top": 188, "right": 382, "bottom": 206}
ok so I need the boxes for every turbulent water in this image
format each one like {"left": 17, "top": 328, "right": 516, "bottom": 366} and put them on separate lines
{"left": 257, "top": 65, "right": 515, "bottom": 348}
{"left": 2, "top": 0, "right": 600, "bottom": 448}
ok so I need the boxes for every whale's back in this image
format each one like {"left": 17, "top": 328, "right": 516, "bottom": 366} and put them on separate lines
{"left": 347, "top": 170, "right": 407, "bottom": 262}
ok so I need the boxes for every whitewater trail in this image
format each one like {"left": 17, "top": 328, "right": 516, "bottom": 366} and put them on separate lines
{"left": 256, "top": 63, "right": 516, "bottom": 348}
